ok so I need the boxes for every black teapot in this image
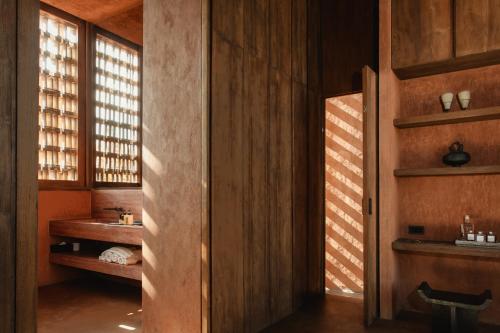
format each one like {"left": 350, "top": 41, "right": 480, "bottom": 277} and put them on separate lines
{"left": 443, "top": 141, "right": 470, "bottom": 167}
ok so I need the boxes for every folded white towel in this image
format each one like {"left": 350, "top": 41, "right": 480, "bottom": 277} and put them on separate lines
{"left": 99, "top": 246, "right": 142, "bottom": 265}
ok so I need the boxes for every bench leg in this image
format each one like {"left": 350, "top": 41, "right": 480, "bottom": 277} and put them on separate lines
{"left": 432, "top": 304, "right": 452, "bottom": 333}
{"left": 457, "top": 308, "right": 479, "bottom": 333}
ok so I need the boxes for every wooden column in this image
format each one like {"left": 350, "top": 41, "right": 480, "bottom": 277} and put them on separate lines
{"left": 142, "top": 0, "right": 209, "bottom": 332}
{"left": 0, "top": 0, "right": 39, "bottom": 332}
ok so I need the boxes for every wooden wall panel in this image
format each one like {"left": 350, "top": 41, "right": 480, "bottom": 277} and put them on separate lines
{"left": 307, "top": 0, "right": 325, "bottom": 296}
{"left": 211, "top": 31, "right": 245, "bottom": 333}
{"left": 456, "top": 0, "right": 500, "bottom": 57}
{"left": 143, "top": 0, "right": 206, "bottom": 331}
{"left": 0, "top": 0, "right": 18, "bottom": 330}
{"left": 0, "top": 0, "right": 38, "bottom": 331}
{"left": 211, "top": 0, "right": 318, "bottom": 330}
{"left": 321, "top": 0, "right": 378, "bottom": 97}
{"left": 392, "top": 0, "right": 453, "bottom": 69}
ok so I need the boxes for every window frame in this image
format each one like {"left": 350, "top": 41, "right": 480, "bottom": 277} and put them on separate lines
{"left": 90, "top": 26, "right": 143, "bottom": 188}
{"left": 38, "top": 3, "right": 87, "bottom": 190}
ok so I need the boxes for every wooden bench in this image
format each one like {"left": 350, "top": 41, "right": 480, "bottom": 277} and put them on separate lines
{"left": 417, "top": 282, "right": 492, "bottom": 333}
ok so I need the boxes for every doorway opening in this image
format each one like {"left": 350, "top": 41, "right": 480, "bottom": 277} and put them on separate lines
{"left": 324, "top": 93, "right": 364, "bottom": 299}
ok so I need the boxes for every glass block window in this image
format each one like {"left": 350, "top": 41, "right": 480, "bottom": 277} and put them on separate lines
{"left": 38, "top": 11, "right": 79, "bottom": 181}
{"left": 94, "top": 34, "right": 141, "bottom": 184}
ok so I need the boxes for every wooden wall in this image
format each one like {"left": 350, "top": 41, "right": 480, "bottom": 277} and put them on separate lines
{"left": 321, "top": 0, "right": 378, "bottom": 97}
{"left": 210, "top": 0, "right": 321, "bottom": 331}
{"left": 143, "top": 0, "right": 208, "bottom": 332}
{"left": 0, "top": 0, "right": 39, "bottom": 331}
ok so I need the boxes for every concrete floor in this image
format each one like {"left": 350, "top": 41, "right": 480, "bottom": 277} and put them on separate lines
{"left": 38, "top": 279, "right": 142, "bottom": 333}
{"left": 264, "top": 294, "right": 499, "bottom": 333}
{"left": 39, "top": 282, "right": 498, "bottom": 333}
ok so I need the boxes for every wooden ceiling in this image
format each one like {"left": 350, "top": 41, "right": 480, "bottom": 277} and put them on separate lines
{"left": 42, "top": 0, "right": 143, "bottom": 45}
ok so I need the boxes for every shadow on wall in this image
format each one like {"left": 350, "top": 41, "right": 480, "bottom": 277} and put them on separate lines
{"left": 324, "top": 94, "right": 364, "bottom": 297}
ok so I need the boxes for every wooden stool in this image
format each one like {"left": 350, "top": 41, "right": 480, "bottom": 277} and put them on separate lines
{"left": 417, "top": 282, "right": 492, "bottom": 333}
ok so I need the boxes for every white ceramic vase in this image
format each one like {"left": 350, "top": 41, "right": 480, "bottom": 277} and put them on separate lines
{"left": 440, "top": 92, "right": 454, "bottom": 111}
{"left": 458, "top": 90, "right": 471, "bottom": 110}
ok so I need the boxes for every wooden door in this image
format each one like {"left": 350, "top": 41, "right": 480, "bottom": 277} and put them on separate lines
{"left": 362, "top": 66, "right": 378, "bottom": 326}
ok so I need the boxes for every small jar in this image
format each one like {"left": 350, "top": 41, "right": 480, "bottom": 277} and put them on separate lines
{"left": 476, "top": 231, "right": 485, "bottom": 242}
{"left": 467, "top": 232, "right": 475, "bottom": 241}
{"left": 487, "top": 232, "right": 496, "bottom": 243}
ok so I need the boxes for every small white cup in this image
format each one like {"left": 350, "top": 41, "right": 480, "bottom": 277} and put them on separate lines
{"left": 440, "top": 92, "right": 454, "bottom": 111}
{"left": 458, "top": 90, "right": 471, "bottom": 110}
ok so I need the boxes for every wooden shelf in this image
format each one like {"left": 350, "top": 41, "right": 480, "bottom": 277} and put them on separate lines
{"left": 393, "top": 238, "right": 500, "bottom": 259}
{"left": 394, "top": 106, "right": 500, "bottom": 129}
{"left": 394, "top": 165, "right": 500, "bottom": 177}
{"left": 50, "top": 218, "right": 143, "bottom": 246}
{"left": 50, "top": 251, "right": 141, "bottom": 280}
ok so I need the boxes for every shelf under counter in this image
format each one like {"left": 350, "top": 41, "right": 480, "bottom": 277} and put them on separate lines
{"left": 50, "top": 218, "right": 143, "bottom": 246}
{"left": 392, "top": 238, "right": 500, "bottom": 259}
{"left": 50, "top": 251, "right": 141, "bottom": 281}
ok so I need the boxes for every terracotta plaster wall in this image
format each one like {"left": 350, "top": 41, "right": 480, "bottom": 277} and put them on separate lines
{"left": 395, "top": 64, "right": 500, "bottom": 325}
{"left": 38, "top": 190, "right": 91, "bottom": 286}
{"left": 143, "top": 0, "right": 206, "bottom": 332}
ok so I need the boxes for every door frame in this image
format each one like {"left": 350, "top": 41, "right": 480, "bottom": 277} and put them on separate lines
{"left": 319, "top": 65, "right": 379, "bottom": 325}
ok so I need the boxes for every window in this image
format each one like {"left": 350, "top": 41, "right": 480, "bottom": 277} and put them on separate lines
{"left": 93, "top": 33, "right": 141, "bottom": 185}
{"left": 38, "top": 10, "right": 83, "bottom": 183}
{"left": 37, "top": 5, "right": 142, "bottom": 188}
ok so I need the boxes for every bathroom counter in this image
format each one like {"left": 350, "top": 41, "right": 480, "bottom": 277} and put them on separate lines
{"left": 393, "top": 238, "right": 500, "bottom": 259}
{"left": 50, "top": 218, "right": 143, "bottom": 246}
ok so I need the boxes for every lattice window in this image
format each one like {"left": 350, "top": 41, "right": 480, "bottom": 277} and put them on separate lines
{"left": 94, "top": 34, "right": 141, "bottom": 184}
{"left": 38, "top": 11, "right": 79, "bottom": 181}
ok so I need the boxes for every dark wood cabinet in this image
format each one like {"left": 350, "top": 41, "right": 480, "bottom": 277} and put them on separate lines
{"left": 455, "top": 0, "right": 500, "bottom": 57}
{"left": 392, "top": 0, "right": 500, "bottom": 78}
{"left": 392, "top": 0, "right": 453, "bottom": 69}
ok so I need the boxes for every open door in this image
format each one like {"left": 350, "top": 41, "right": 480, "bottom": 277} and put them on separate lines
{"left": 362, "top": 65, "right": 378, "bottom": 326}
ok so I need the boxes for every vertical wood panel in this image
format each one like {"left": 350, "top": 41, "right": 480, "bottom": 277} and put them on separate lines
{"left": 212, "top": 0, "right": 314, "bottom": 329}
{"left": 211, "top": 31, "right": 245, "bottom": 333}
{"left": 16, "top": 0, "right": 39, "bottom": 331}
{"left": 391, "top": 0, "right": 453, "bottom": 69}
{"left": 0, "top": 0, "right": 17, "bottom": 330}
{"left": 269, "top": 69, "right": 293, "bottom": 321}
{"left": 455, "top": 0, "right": 500, "bottom": 57}
{"left": 307, "top": 0, "right": 324, "bottom": 295}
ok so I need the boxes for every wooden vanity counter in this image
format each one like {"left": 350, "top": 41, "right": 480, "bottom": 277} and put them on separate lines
{"left": 50, "top": 218, "right": 143, "bottom": 246}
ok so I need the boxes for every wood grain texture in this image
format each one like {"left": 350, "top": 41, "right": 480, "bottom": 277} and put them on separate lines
{"left": 379, "top": 0, "right": 401, "bottom": 320}
{"left": 211, "top": 30, "right": 245, "bottom": 333}
{"left": 394, "top": 165, "right": 500, "bottom": 177}
{"left": 50, "top": 252, "right": 142, "bottom": 280}
{"left": 321, "top": 0, "right": 378, "bottom": 97}
{"left": 143, "top": 0, "right": 205, "bottom": 331}
{"left": 456, "top": 0, "right": 500, "bottom": 57}
{"left": 392, "top": 0, "right": 453, "bottom": 69}
{"left": 91, "top": 189, "right": 143, "bottom": 221}
{"left": 0, "top": 0, "right": 17, "bottom": 330}
{"left": 211, "top": 0, "right": 315, "bottom": 330}
{"left": 393, "top": 239, "right": 500, "bottom": 259}
{"left": 16, "top": 0, "right": 39, "bottom": 331}
{"left": 307, "top": 0, "right": 325, "bottom": 296}
{"left": 50, "top": 218, "right": 143, "bottom": 245}
{"left": 394, "top": 106, "right": 500, "bottom": 128}
{"left": 363, "top": 67, "right": 378, "bottom": 325}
